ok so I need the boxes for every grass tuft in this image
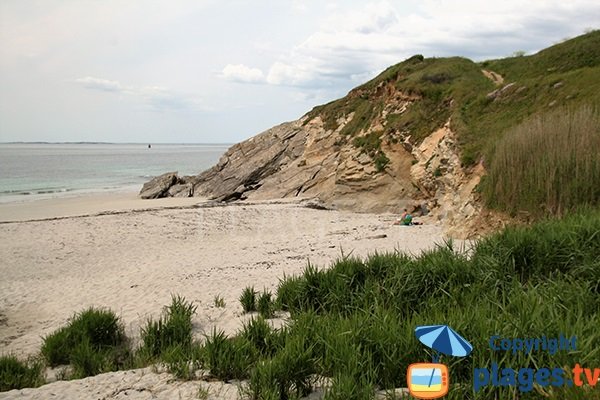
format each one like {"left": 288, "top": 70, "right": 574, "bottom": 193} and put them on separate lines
{"left": 203, "top": 329, "right": 256, "bottom": 381}
{"left": 40, "top": 308, "right": 128, "bottom": 378}
{"left": 257, "top": 290, "right": 274, "bottom": 319}
{"left": 139, "top": 295, "right": 197, "bottom": 361}
{"left": 0, "top": 355, "right": 44, "bottom": 392}
{"left": 240, "top": 286, "right": 257, "bottom": 313}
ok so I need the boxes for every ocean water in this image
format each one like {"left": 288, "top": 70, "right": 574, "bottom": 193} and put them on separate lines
{"left": 0, "top": 143, "right": 229, "bottom": 203}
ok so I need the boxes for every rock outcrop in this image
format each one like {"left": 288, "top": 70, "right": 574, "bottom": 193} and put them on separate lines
{"left": 139, "top": 90, "right": 481, "bottom": 235}
{"left": 139, "top": 172, "right": 179, "bottom": 199}
{"left": 139, "top": 173, "right": 195, "bottom": 199}
{"left": 187, "top": 111, "right": 418, "bottom": 213}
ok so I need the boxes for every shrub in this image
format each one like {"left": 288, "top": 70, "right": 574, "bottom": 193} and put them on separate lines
{"left": 0, "top": 355, "right": 44, "bottom": 392}
{"left": 41, "top": 308, "right": 127, "bottom": 377}
{"left": 240, "top": 286, "right": 257, "bottom": 313}
{"left": 374, "top": 152, "right": 390, "bottom": 172}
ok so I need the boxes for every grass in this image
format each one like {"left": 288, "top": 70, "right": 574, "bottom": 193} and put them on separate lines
{"left": 236, "top": 209, "right": 600, "bottom": 399}
{"left": 481, "top": 105, "right": 600, "bottom": 217}
{"left": 161, "top": 343, "right": 203, "bottom": 380}
{"left": 214, "top": 295, "right": 226, "bottom": 308}
{"left": 203, "top": 329, "right": 256, "bottom": 381}
{"left": 0, "top": 355, "right": 44, "bottom": 391}
{"left": 257, "top": 290, "right": 274, "bottom": 319}
{"left": 5, "top": 208, "right": 600, "bottom": 398}
{"left": 40, "top": 308, "right": 129, "bottom": 379}
{"left": 139, "top": 295, "right": 197, "bottom": 361}
{"left": 240, "top": 286, "right": 258, "bottom": 313}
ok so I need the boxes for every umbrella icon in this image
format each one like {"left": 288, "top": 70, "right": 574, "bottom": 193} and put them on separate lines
{"left": 415, "top": 324, "right": 473, "bottom": 362}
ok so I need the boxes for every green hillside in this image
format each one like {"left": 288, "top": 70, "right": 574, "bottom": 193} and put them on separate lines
{"left": 306, "top": 30, "right": 600, "bottom": 216}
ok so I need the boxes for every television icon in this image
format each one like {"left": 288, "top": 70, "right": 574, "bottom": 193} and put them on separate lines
{"left": 407, "top": 363, "right": 449, "bottom": 399}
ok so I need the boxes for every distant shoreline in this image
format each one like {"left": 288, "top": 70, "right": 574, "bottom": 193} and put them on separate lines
{"left": 0, "top": 142, "right": 234, "bottom": 146}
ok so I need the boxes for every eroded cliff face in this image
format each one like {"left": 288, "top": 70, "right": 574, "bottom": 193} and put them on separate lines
{"left": 190, "top": 89, "right": 420, "bottom": 213}
{"left": 179, "top": 87, "right": 496, "bottom": 238}
{"left": 408, "top": 121, "right": 501, "bottom": 238}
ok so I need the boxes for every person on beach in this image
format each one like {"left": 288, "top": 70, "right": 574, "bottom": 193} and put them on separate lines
{"left": 394, "top": 208, "right": 422, "bottom": 226}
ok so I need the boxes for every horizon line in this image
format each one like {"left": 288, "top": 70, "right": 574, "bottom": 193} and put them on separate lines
{"left": 1, "top": 141, "right": 234, "bottom": 146}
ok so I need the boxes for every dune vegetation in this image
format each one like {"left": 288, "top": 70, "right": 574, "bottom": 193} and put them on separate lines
{"left": 482, "top": 105, "right": 600, "bottom": 218}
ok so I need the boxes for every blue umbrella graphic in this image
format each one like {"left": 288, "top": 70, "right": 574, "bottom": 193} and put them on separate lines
{"left": 415, "top": 325, "right": 473, "bottom": 387}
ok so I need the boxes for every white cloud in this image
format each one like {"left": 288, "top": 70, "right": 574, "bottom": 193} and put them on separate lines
{"left": 74, "top": 77, "right": 123, "bottom": 92}
{"left": 221, "top": 64, "right": 266, "bottom": 83}
{"left": 222, "top": 0, "right": 600, "bottom": 93}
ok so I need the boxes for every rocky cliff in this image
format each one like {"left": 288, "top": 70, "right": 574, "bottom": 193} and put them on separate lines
{"left": 142, "top": 80, "right": 489, "bottom": 237}
{"left": 138, "top": 58, "right": 510, "bottom": 238}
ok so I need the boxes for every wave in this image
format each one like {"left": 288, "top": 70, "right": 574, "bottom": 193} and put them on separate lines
{"left": 0, "top": 187, "right": 74, "bottom": 196}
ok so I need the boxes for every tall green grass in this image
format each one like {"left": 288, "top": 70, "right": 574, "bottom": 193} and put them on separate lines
{"left": 138, "top": 295, "right": 197, "bottom": 361}
{"left": 40, "top": 308, "right": 129, "bottom": 379}
{"left": 242, "top": 209, "right": 600, "bottom": 399}
{"left": 483, "top": 106, "right": 600, "bottom": 217}
{"left": 0, "top": 355, "right": 44, "bottom": 391}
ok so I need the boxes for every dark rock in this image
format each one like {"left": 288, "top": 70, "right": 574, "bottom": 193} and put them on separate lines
{"left": 140, "top": 172, "right": 178, "bottom": 199}
{"left": 302, "top": 198, "right": 332, "bottom": 210}
{"left": 192, "top": 121, "right": 307, "bottom": 202}
{"left": 168, "top": 183, "right": 194, "bottom": 198}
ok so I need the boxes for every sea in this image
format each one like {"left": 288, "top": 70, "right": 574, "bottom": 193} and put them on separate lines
{"left": 0, "top": 143, "right": 230, "bottom": 203}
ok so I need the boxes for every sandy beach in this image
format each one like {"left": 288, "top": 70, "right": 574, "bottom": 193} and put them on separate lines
{"left": 0, "top": 194, "right": 448, "bottom": 399}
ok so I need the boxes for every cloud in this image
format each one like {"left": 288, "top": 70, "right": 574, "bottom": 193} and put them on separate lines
{"left": 221, "top": 64, "right": 265, "bottom": 83}
{"left": 74, "top": 77, "right": 123, "bottom": 92}
{"left": 221, "top": 0, "right": 600, "bottom": 93}
{"left": 74, "top": 76, "right": 201, "bottom": 112}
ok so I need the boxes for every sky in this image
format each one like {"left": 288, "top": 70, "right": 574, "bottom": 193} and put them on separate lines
{"left": 0, "top": 1, "right": 598, "bottom": 144}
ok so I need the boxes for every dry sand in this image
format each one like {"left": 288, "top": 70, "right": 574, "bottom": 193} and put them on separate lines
{"left": 0, "top": 194, "right": 449, "bottom": 399}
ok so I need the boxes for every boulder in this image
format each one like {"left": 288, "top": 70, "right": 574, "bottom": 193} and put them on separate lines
{"left": 167, "top": 183, "right": 194, "bottom": 198}
{"left": 139, "top": 172, "right": 178, "bottom": 199}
